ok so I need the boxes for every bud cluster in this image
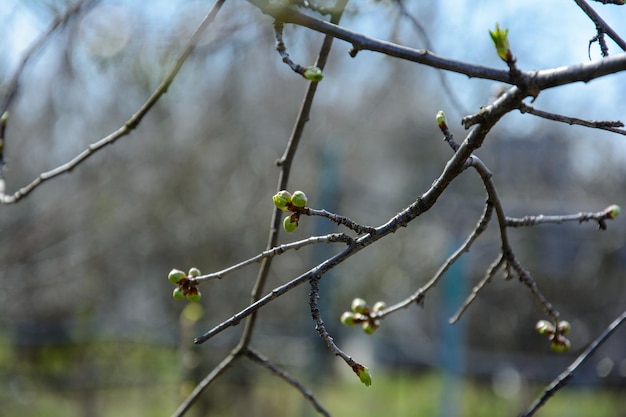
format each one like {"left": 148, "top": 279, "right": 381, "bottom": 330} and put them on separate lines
{"left": 272, "top": 190, "right": 309, "bottom": 233}
{"left": 340, "top": 298, "right": 387, "bottom": 335}
{"left": 168, "top": 267, "right": 202, "bottom": 302}
{"left": 535, "top": 319, "right": 571, "bottom": 353}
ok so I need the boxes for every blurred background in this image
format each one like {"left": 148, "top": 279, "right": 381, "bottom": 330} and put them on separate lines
{"left": 0, "top": 0, "right": 625, "bottom": 416}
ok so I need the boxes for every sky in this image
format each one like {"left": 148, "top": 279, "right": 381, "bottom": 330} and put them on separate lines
{"left": 1, "top": 0, "right": 625, "bottom": 165}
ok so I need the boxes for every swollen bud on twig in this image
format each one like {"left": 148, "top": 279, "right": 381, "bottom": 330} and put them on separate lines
{"left": 186, "top": 289, "right": 202, "bottom": 302}
{"left": 535, "top": 320, "right": 554, "bottom": 336}
{"left": 557, "top": 320, "right": 571, "bottom": 335}
{"left": 489, "top": 23, "right": 513, "bottom": 63}
{"left": 283, "top": 215, "right": 299, "bottom": 233}
{"left": 372, "top": 301, "right": 386, "bottom": 313}
{"left": 355, "top": 365, "right": 372, "bottom": 387}
{"left": 273, "top": 190, "right": 293, "bottom": 212}
{"left": 291, "top": 190, "right": 308, "bottom": 208}
{"left": 351, "top": 298, "right": 369, "bottom": 314}
{"left": 173, "top": 287, "right": 185, "bottom": 300}
{"left": 188, "top": 267, "right": 201, "bottom": 277}
{"left": 550, "top": 335, "right": 571, "bottom": 353}
{"left": 362, "top": 320, "right": 379, "bottom": 335}
{"left": 606, "top": 204, "right": 621, "bottom": 219}
{"left": 168, "top": 269, "right": 186, "bottom": 284}
{"left": 303, "top": 66, "right": 324, "bottom": 82}
{"left": 436, "top": 111, "right": 447, "bottom": 130}
{"left": 340, "top": 312, "right": 358, "bottom": 326}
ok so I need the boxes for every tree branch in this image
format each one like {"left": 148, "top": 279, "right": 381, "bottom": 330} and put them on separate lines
{"left": 245, "top": 347, "right": 331, "bottom": 417}
{"left": 519, "top": 308, "right": 626, "bottom": 417}
{"left": 0, "top": 0, "right": 226, "bottom": 204}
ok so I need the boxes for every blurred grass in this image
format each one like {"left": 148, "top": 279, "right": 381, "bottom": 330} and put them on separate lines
{"left": 1, "top": 340, "right": 624, "bottom": 417}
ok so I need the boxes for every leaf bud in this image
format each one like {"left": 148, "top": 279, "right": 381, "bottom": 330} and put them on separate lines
{"left": 340, "top": 311, "right": 358, "bottom": 326}
{"left": 436, "top": 111, "right": 447, "bottom": 129}
{"left": 535, "top": 320, "right": 554, "bottom": 336}
{"left": 489, "top": 23, "right": 512, "bottom": 62}
{"left": 291, "top": 190, "right": 308, "bottom": 208}
{"left": 283, "top": 215, "right": 299, "bottom": 233}
{"left": 273, "top": 190, "right": 292, "bottom": 211}
{"left": 173, "top": 287, "right": 185, "bottom": 300}
{"left": 168, "top": 269, "right": 186, "bottom": 284}
{"left": 557, "top": 320, "right": 571, "bottom": 335}
{"left": 186, "top": 290, "right": 202, "bottom": 302}
{"left": 606, "top": 204, "right": 621, "bottom": 219}
{"left": 362, "top": 320, "right": 379, "bottom": 335}
{"left": 372, "top": 301, "right": 387, "bottom": 313}
{"left": 356, "top": 365, "right": 372, "bottom": 387}
{"left": 550, "top": 335, "right": 571, "bottom": 353}
{"left": 303, "top": 66, "right": 324, "bottom": 82}
{"left": 350, "top": 298, "right": 369, "bottom": 314}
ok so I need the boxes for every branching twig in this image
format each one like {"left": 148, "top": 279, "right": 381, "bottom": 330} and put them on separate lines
{"left": 170, "top": 352, "right": 238, "bottom": 417}
{"left": 379, "top": 200, "right": 494, "bottom": 319}
{"left": 0, "top": 0, "right": 226, "bottom": 204}
{"left": 519, "top": 102, "right": 626, "bottom": 136}
{"left": 574, "top": 0, "right": 626, "bottom": 52}
{"left": 519, "top": 308, "right": 626, "bottom": 417}
{"left": 0, "top": 0, "right": 91, "bottom": 117}
{"left": 303, "top": 208, "right": 376, "bottom": 235}
{"left": 449, "top": 254, "right": 505, "bottom": 324}
{"left": 249, "top": 0, "right": 626, "bottom": 90}
{"left": 309, "top": 276, "right": 369, "bottom": 383}
{"left": 506, "top": 206, "right": 621, "bottom": 230}
{"left": 193, "top": 233, "right": 353, "bottom": 282}
{"left": 245, "top": 347, "right": 331, "bottom": 417}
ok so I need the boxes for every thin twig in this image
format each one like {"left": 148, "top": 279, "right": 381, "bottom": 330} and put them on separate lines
{"left": 0, "top": 0, "right": 226, "bottom": 204}
{"left": 248, "top": 0, "right": 626, "bottom": 89}
{"left": 0, "top": 0, "right": 91, "bottom": 116}
{"left": 519, "top": 308, "right": 626, "bottom": 417}
{"left": 574, "top": 0, "right": 626, "bottom": 52}
{"left": 519, "top": 102, "right": 626, "bottom": 136}
{"left": 193, "top": 233, "right": 353, "bottom": 282}
{"left": 170, "top": 352, "right": 238, "bottom": 417}
{"left": 245, "top": 347, "right": 332, "bottom": 417}
{"left": 449, "top": 254, "right": 505, "bottom": 323}
{"left": 303, "top": 208, "right": 376, "bottom": 235}
{"left": 379, "top": 200, "right": 494, "bottom": 319}
{"left": 506, "top": 206, "right": 620, "bottom": 229}
{"left": 309, "top": 276, "right": 367, "bottom": 381}
{"left": 470, "top": 156, "right": 561, "bottom": 322}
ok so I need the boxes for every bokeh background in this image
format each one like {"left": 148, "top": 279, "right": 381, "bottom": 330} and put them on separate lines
{"left": 1, "top": 0, "right": 625, "bottom": 416}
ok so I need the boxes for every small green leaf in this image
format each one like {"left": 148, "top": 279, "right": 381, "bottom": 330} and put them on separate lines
{"left": 489, "top": 23, "right": 511, "bottom": 62}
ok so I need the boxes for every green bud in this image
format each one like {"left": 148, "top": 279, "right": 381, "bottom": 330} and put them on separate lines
{"left": 350, "top": 298, "right": 369, "bottom": 314}
{"left": 557, "top": 320, "right": 571, "bottom": 335}
{"left": 436, "top": 111, "right": 447, "bottom": 129}
{"left": 273, "top": 190, "right": 292, "bottom": 212}
{"left": 188, "top": 267, "right": 201, "bottom": 277}
{"left": 372, "top": 301, "right": 386, "bottom": 313}
{"left": 173, "top": 287, "right": 185, "bottom": 300}
{"left": 356, "top": 365, "right": 372, "bottom": 387}
{"left": 489, "top": 23, "right": 511, "bottom": 62}
{"left": 535, "top": 320, "right": 554, "bottom": 336}
{"left": 283, "top": 215, "right": 298, "bottom": 233}
{"left": 291, "top": 190, "right": 308, "bottom": 208}
{"left": 340, "top": 312, "right": 358, "bottom": 326}
{"left": 186, "top": 290, "right": 202, "bottom": 302}
{"left": 606, "top": 204, "right": 621, "bottom": 219}
{"left": 362, "top": 320, "right": 379, "bottom": 335}
{"left": 168, "top": 269, "right": 186, "bottom": 284}
{"left": 550, "top": 335, "right": 571, "bottom": 353}
{"left": 303, "top": 66, "right": 324, "bottom": 82}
